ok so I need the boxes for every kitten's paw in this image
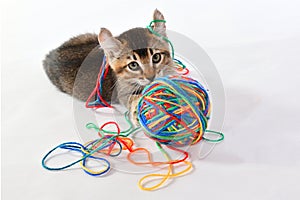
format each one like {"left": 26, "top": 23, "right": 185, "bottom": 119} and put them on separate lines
{"left": 128, "top": 95, "right": 141, "bottom": 127}
{"left": 130, "top": 108, "right": 139, "bottom": 127}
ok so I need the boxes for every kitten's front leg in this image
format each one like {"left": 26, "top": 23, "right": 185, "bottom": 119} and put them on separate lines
{"left": 128, "top": 94, "right": 141, "bottom": 127}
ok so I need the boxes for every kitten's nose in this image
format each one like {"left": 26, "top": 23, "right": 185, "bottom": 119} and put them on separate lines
{"left": 146, "top": 75, "right": 155, "bottom": 82}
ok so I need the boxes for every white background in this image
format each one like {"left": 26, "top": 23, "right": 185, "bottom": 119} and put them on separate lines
{"left": 2, "top": 0, "right": 300, "bottom": 199}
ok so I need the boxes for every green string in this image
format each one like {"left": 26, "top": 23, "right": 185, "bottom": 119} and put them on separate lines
{"left": 202, "top": 130, "right": 224, "bottom": 143}
{"left": 147, "top": 20, "right": 187, "bottom": 71}
{"left": 86, "top": 111, "right": 141, "bottom": 137}
{"left": 85, "top": 112, "right": 141, "bottom": 150}
{"left": 155, "top": 142, "right": 171, "bottom": 160}
{"left": 147, "top": 20, "right": 175, "bottom": 59}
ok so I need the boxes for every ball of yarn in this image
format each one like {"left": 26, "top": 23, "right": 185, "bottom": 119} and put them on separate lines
{"left": 137, "top": 75, "right": 211, "bottom": 147}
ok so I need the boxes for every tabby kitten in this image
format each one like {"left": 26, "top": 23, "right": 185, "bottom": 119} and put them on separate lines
{"left": 43, "top": 9, "right": 177, "bottom": 123}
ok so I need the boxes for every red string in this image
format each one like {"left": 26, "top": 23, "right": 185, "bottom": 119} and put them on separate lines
{"left": 92, "top": 121, "right": 189, "bottom": 166}
{"left": 85, "top": 62, "right": 112, "bottom": 108}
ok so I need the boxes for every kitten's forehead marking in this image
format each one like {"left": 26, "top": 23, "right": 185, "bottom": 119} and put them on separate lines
{"left": 133, "top": 49, "right": 149, "bottom": 60}
{"left": 132, "top": 54, "right": 137, "bottom": 61}
{"left": 149, "top": 48, "right": 154, "bottom": 56}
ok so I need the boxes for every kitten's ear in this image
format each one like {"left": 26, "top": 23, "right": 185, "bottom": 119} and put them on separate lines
{"left": 153, "top": 9, "right": 166, "bottom": 36}
{"left": 98, "top": 28, "right": 122, "bottom": 58}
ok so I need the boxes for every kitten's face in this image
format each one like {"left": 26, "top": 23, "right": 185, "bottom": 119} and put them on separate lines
{"left": 98, "top": 9, "right": 176, "bottom": 95}
{"left": 111, "top": 47, "right": 174, "bottom": 87}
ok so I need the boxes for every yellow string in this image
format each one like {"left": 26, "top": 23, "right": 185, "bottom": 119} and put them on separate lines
{"left": 79, "top": 148, "right": 110, "bottom": 175}
{"left": 138, "top": 161, "right": 193, "bottom": 191}
{"left": 137, "top": 143, "right": 193, "bottom": 191}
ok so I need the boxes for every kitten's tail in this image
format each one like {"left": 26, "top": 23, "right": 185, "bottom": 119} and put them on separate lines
{"left": 43, "top": 33, "right": 99, "bottom": 97}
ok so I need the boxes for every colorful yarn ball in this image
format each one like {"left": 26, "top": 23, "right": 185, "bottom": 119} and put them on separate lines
{"left": 137, "top": 75, "right": 211, "bottom": 147}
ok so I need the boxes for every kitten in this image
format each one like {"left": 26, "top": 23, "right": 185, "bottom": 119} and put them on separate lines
{"left": 43, "top": 9, "right": 177, "bottom": 124}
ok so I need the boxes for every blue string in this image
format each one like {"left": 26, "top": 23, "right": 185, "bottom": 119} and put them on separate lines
{"left": 41, "top": 140, "right": 114, "bottom": 176}
{"left": 137, "top": 76, "right": 211, "bottom": 146}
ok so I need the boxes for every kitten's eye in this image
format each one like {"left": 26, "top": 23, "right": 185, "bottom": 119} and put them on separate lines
{"left": 152, "top": 53, "right": 161, "bottom": 64}
{"left": 127, "top": 62, "right": 140, "bottom": 71}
